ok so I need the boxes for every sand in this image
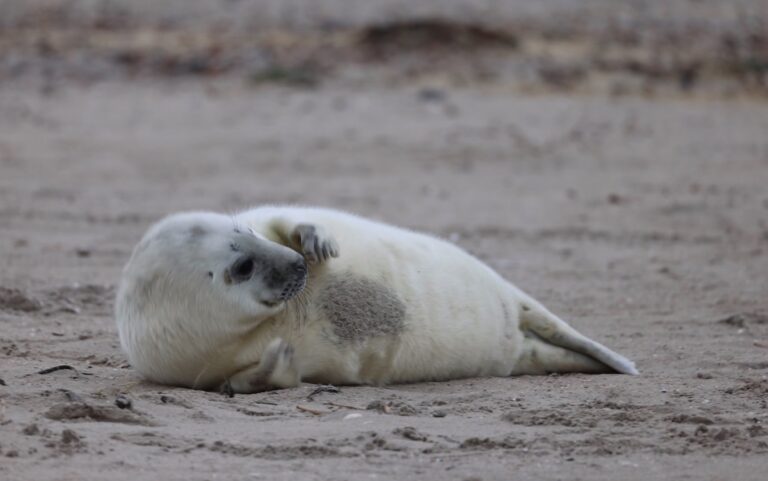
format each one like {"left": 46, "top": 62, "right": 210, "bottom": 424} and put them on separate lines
{"left": 1, "top": 2, "right": 767, "bottom": 480}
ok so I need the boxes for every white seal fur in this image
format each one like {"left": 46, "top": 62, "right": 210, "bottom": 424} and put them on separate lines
{"left": 116, "top": 206, "right": 638, "bottom": 393}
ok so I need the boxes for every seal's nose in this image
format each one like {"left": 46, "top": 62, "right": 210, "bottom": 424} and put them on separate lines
{"left": 228, "top": 255, "right": 256, "bottom": 284}
{"left": 292, "top": 258, "right": 307, "bottom": 276}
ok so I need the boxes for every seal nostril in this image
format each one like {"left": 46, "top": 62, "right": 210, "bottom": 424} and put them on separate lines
{"left": 293, "top": 259, "right": 307, "bottom": 274}
{"left": 229, "top": 256, "right": 255, "bottom": 283}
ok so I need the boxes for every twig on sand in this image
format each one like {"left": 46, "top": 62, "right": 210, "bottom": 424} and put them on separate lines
{"left": 306, "top": 384, "right": 340, "bottom": 401}
{"left": 296, "top": 405, "right": 328, "bottom": 415}
{"left": 38, "top": 365, "right": 77, "bottom": 375}
{"left": 35, "top": 365, "right": 92, "bottom": 377}
{"left": 326, "top": 402, "right": 366, "bottom": 410}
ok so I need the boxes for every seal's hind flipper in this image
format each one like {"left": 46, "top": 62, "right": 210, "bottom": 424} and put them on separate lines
{"left": 511, "top": 333, "right": 611, "bottom": 375}
{"left": 518, "top": 302, "right": 639, "bottom": 375}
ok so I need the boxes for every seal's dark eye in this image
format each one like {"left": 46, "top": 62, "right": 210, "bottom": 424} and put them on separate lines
{"left": 229, "top": 257, "right": 256, "bottom": 283}
{"left": 235, "top": 259, "right": 253, "bottom": 276}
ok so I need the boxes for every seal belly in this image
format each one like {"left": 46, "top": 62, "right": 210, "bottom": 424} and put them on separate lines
{"left": 384, "top": 242, "right": 524, "bottom": 383}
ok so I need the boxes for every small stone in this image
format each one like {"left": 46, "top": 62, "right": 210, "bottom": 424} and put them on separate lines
{"left": 694, "top": 425, "right": 709, "bottom": 436}
{"left": 115, "top": 394, "right": 132, "bottom": 409}
{"left": 22, "top": 424, "right": 39, "bottom": 435}
{"left": 417, "top": 87, "right": 446, "bottom": 102}
{"left": 713, "top": 429, "right": 731, "bottom": 441}
{"left": 394, "top": 426, "right": 429, "bottom": 442}
{"left": 432, "top": 410, "right": 447, "bottom": 418}
{"left": 719, "top": 314, "right": 746, "bottom": 328}
{"left": 366, "top": 400, "right": 418, "bottom": 416}
{"left": 366, "top": 400, "right": 387, "bottom": 412}
{"left": 61, "top": 429, "right": 80, "bottom": 444}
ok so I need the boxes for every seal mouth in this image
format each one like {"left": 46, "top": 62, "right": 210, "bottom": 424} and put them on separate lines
{"left": 262, "top": 275, "right": 306, "bottom": 307}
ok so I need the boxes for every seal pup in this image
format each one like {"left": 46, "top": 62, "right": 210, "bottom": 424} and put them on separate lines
{"left": 115, "top": 206, "right": 638, "bottom": 393}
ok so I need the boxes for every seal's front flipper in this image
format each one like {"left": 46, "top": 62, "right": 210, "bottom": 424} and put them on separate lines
{"left": 291, "top": 223, "right": 339, "bottom": 264}
{"left": 268, "top": 218, "right": 339, "bottom": 264}
{"left": 220, "top": 338, "right": 301, "bottom": 394}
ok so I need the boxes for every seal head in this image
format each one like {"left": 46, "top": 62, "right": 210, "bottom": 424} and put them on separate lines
{"left": 115, "top": 212, "right": 306, "bottom": 386}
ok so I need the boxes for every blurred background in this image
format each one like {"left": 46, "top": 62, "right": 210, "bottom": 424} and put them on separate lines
{"left": 2, "top": 0, "right": 766, "bottom": 285}
{"left": 1, "top": 2, "right": 768, "bottom": 480}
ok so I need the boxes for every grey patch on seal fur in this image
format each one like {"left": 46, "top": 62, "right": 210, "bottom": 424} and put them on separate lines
{"left": 319, "top": 275, "right": 406, "bottom": 341}
{"left": 188, "top": 225, "right": 207, "bottom": 240}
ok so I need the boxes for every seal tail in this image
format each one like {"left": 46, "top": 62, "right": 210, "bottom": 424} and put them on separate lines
{"left": 516, "top": 299, "right": 639, "bottom": 375}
